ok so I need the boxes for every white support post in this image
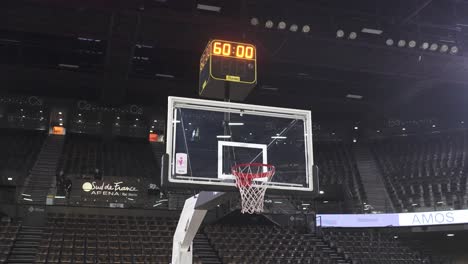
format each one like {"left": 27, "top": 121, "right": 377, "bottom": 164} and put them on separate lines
{"left": 171, "top": 194, "right": 208, "bottom": 264}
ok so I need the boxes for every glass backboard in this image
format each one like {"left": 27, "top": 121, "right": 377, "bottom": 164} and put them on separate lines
{"left": 166, "top": 97, "right": 314, "bottom": 192}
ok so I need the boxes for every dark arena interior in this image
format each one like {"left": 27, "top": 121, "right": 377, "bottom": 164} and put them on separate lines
{"left": 3, "top": 0, "right": 468, "bottom": 263}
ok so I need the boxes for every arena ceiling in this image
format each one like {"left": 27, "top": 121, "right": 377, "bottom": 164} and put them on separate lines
{"left": 2, "top": 0, "right": 468, "bottom": 121}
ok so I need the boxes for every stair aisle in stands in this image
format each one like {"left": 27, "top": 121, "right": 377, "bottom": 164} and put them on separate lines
{"left": 194, "top": 233, "right": 223, "bottom": 264}
{"left": 7, "top": 225, "right": 43, "bottom": 264}
{"left": 353, "top": 143, "right": 394, "bottom": 213}
{"left": 20, "top": 135, "right": 65, "bottom": 205}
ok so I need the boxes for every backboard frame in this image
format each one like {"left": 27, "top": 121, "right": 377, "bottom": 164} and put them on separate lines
{"left": 165, "top": 96, "right": 314, "bottom": 193}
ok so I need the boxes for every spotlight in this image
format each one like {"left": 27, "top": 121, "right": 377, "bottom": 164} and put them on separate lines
{"left": 349, "top": 32, "right": 357, "bottom": 40}
{"left": 430, "top": 43, "right": 438, "bottom": 51}
{"left": 421, "top": 42, "right": 429, "bottom": 50}
{"left": 336, "top": 29, "right": 345, "bottom": 38}
{"left": 397, "top": 40, "right": 406, "bottom": 47}
{"left": 289, "top": 24, "right": 298, "bottom": 32}
{"left": 408, "top": 40, "right": 416, "bottom": 48}
{"left": 302, "top": 25, "right": 310, "bottom": 33}
{"left": 450, "top": 46, "right": 458, "bottom": 54}
{"left": 386, "top": 39, "right": 394, "bottom": 46}
{"left": 440, "top": 44, "right": 449, "bottom": 53}
{"left": 277, "top": 21, "right": 286, "bottom": 30}
{"left": 250, "top": 17, "right": 259, "bottom": 26}
{"left": 265, "top": 20, "right": 274, "bottom": 29}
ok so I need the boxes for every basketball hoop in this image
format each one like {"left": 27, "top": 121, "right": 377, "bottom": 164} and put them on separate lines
{"left": 231, "top": 163, "right": 275, "bottom": 214}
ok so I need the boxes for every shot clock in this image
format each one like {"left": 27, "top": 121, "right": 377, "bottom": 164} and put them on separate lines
{"left": 199, "top": 39, "right": 257, "bottom": 101}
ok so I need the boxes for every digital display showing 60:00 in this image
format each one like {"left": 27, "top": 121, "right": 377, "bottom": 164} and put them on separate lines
{"left": 211, "top": 40, "right": 255, "bottom": 59}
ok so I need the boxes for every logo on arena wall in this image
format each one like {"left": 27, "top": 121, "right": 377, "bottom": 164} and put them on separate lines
{"left": 81, "top": 181, "right": 139, "bottom": 197}
{"left": 398, "top": 209, "right": 468, "bottom": 226}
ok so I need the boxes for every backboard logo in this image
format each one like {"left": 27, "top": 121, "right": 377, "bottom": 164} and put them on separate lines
{"left": 175, "top": 153, "right": 188, "bottom": 174}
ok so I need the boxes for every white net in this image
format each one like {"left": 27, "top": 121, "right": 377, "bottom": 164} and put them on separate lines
{"left": 232, "top": 163, "right": 275, "bottom": 214}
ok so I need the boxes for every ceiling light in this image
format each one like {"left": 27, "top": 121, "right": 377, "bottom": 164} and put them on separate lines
{"left": 302, "top": 25, "right": 310, "bottom": 33}
{"left": 21, "top": 194, "right": 31, "bottom": 197}
{"left": 59, "top": 123, "right": 63, "bottom": 126}
{"left": 421, "top": 42, "right": 429, "bottom": 50}
{"left": 450, "top": 46, "right": 458, "bottom": 54}
{"left": 377, "top": 130, "right": 380, "bottom": 133}
{"left": 228, "top": 122, "right": 244, "bottom": 126}
{"left": 347, "top": 94, "right": 363, "bottom": 99}
{"left": 23, "top": 198, "right": 33, "bottom": 201}
{"left": 271, "top": 136, "right": 287, "bottom": 139}
{"left": 386, "top": 39, "right": 394, "bottom": 46}
{"left": 397, "top": 40, "right": 406, "bottom": 47}
{"left": 354, "top": 126, "right": 358, "bottom": 130}
{"left": 353, "top": 139, "right": 357, "bottom": 143}
{"left": 7, "top": 177, "right": 12, "bottom": 181}
{"left": 155, "top": 73, "right": 175, "bottom": 78}
{"left": 289, "top": 24, "right": 298, "bottom": 32}
{"left": 432, "top": 124, "right": 436, "bottom": 128}
{"left": 265, "top": 20, "right": 274, "bottom": 29}
{"left": 58, "top": 112, "right": 62, "bottom": 115}
{"left": 216, "top": 135, "right": 231, "bottom": 139}
{"left": 54, "top": 196, "right": 66, "bottom": 199}
{"left": 319, "top": 190, "right": 324, "bottom": 194}
{"left": 430, "top": 43, "right": 438, "bottom": 51}
{"left": 301, "top": 203, "right": 310, "bottom": 206}
{"left": 446, "top": 233, "right": 455, "bottom": 237}
{"left": 393, "top": 235, "right": 398, "bottom": 239}
{"left": 58, "top": 64, "right": 79, "bottom": 69}
{"left": 135, "top": 118, "right": 139, "bottom": 121}
{"left": 412, "top": 203, "right": 418, "bottom": 206}
{"left": 402, "top": 128, "right": 406, "bottom": 131}
{"left": 349, "top": 32, "right": 357, "bottom": 40}
{"left": 440, "top": 44, "right": 449, "bottom": 53}
{"left": 277, "top": 21, "right": 286, "bottom": 30}
{"left": 323, "top": 200, "right": 329, "bottom": 204}
{"left": 361, "top": 28, "right": 383, "bottom": 35}
{"left": 336, "top": 30, "right": 345, "bottom": 38}
{"left": 196, "top": 4, "right": 221, "bottom": 12}
{"left": 250, "top": 17, "right": 259, "bottom": 26}
{"left": 408, "top": 40, "right": 416, "bottom": 48}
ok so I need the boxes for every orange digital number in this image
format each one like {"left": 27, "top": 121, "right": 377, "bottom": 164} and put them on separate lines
{"left": 213, "top": 42, "right": 222, "bottom": 55}
{"left": 245, "top": 46, "right": 254, "bottom": 59}
{"left": 222, "top": 43, "right": 231, "bottom": 56}
{"left": 236, "top": 45, "right": 245, "bottom": 58}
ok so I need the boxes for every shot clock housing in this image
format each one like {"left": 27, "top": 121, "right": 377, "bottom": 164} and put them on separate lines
{"left": 199, "top": 39, "right": 257, "bottom": 101}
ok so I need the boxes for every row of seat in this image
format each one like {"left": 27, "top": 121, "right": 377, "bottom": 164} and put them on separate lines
{"left": 36, "top": 214, "right": 176, "bottom": 263}
{"left": 57, "top": 133, "right": 158, "bottom": 179}
{"left": 372, "top": 131, "right": 468, "bottom": 211}
{"left": 323, "top": 229, "right": 424, "bottom": 264}
{"left": 205, "top": 224, "right": 349, "bottom": 264}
